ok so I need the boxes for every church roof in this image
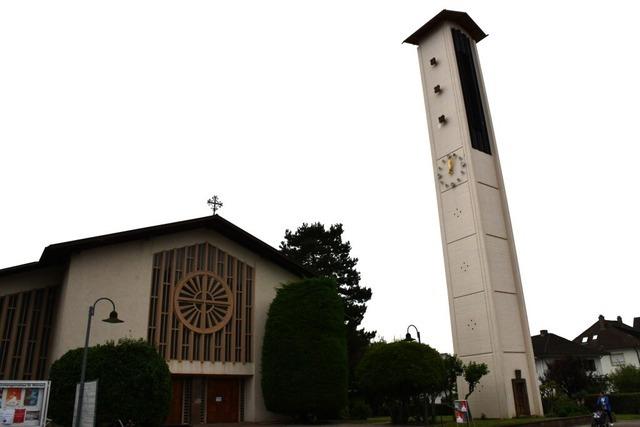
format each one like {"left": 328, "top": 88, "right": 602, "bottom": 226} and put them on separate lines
{"left": 0, "top": 215, "right": 310, "bottom": 278}
{"left": 403, "top": 9, "right": 487, "bottom": 45}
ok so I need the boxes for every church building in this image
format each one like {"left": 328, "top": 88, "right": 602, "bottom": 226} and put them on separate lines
{"left": 0, "top": 215, "right": 307, "bottom": 424}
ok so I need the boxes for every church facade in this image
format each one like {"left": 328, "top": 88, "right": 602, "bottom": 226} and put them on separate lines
{"left": 0, "top": 215, "right": 306, "bottom": 424}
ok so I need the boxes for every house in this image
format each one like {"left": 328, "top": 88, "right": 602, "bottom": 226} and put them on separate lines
{"left": 574, "top": 315, "right": 640, "bottom": 375}
{"left": 0, "top": 215, "right": 309, "bottom": 424}
{"left": 531, "top": 330, "right": 604, "bottom": 382}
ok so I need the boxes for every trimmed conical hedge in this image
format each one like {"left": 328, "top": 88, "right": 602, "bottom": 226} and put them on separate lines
{"left": 261, "top": 278, "right": 348, "bottom": 420}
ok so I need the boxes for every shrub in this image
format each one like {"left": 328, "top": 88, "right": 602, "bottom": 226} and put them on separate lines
{"left": 356, "top": 341, "right": 445, "bottom": 424}
{"left": 349, "top": 397, "right": 373, "bottom": 420}
{"left": 609, "top": 365, "right": 640, "bottom": 393}
{"left": 49, "top": 338, "right": 171, "bottom": 427}
{"left": 545, "top": 394, "right": 589, "bottom": 417}
{"left": 261, "top": 278, "right": 348, "bottom": 420}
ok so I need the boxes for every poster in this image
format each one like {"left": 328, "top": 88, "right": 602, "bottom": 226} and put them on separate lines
{"left": 22, "top": 391, "right": 37, "bottom": 408}
{"left": 0, "top": 382, "right": 50, "bottom": 427}
{"left": 454, "top": 400, "right": 470, "bottom": 424}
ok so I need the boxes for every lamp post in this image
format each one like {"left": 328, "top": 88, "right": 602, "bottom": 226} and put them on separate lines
{"left": 406, "top": 324, "right": 421, "bottom": 343}
{"left": 74, "top": 297, "right": 123, "bottom": 427}
{"left": 405, "top": 324, "right": 427, "bottom": 425}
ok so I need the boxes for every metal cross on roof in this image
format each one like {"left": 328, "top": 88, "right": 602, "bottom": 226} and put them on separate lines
{"left": 207, "top": 195, "right": 223, "bottom": 215}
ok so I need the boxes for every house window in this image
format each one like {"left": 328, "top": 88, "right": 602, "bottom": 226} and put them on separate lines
{"left": 581, "top": 336, "right": 588, "bottom": 343}
{"left": 592, "top": 334, "right": 598, "bottom": 340}
{"left": 610, "top": 353, "right": 625, "bottom": 366}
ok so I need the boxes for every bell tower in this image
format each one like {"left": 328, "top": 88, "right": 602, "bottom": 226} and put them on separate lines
{"left": 404, "top": 10, "right": 543, "bottom": 418}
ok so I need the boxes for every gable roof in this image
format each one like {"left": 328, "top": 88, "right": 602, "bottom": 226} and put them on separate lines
{"left": 403, "top": 9, "right": 488, "bottom": 46}
{"left": 532, "top": 330, "right": 604, "bottom": 359}
{"left": 573, "top": 316, "right": 640, "bottom": 352}
{"left": 0, "top": 215, "right": 310, "bottom": 278}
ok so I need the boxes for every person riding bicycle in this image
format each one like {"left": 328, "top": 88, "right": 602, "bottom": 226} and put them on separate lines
{"left": 596, "top": 391, "right": 613, "bottom": 427}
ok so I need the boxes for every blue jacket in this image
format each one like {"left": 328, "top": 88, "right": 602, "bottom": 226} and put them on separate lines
{"left": 597, "top": 395, "right": 612, "bottom": 412}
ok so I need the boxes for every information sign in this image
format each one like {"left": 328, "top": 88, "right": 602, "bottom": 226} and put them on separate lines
{"left": 0, "top": 381, "right": 51, "bottom": 427}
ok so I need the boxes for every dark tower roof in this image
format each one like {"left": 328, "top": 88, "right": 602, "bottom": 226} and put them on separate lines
{"left": 403, "top": 9, "right": 487, "bottom": 45}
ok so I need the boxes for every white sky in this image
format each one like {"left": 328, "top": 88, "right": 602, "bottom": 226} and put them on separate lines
{"left": 1, "top": 1, "right": 639, "bottom": 354}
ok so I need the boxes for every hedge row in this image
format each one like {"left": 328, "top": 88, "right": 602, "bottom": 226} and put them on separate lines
{"left": 584, "top": 393, "right": 640, "bottom": 414}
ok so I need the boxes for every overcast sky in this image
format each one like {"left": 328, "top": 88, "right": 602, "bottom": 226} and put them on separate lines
{"left": 1, "top": 1, "right": 639, "bottom": 353}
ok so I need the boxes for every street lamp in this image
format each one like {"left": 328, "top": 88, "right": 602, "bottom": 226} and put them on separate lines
{"left": 405, "top": 324, "right": 427, "bottom": 425}
{"left": 406, "top": 324, "right": 421, "bottom": 343}
{"left": 74, "top": 297, "right": 123, "bottom": 427}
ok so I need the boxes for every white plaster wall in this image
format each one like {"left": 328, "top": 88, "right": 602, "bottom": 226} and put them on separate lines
{"left": 447, "top": 236, "right": 483, "bottom": 297}
{"left": 441, "top": 183, "right": 476, "bottom": 243}
{"left": 47, "top": 227, "right": 299, "bottom": 422}
{"left": 453, "top": 292, "right": 492, "bottom": 356}
{"left": 599, "top": 348, "right": 640, "bottom": 375}
{"left": 458, "top": 354, "right": 501, "bottom": 418}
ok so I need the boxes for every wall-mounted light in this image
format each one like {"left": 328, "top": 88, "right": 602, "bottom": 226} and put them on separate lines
{"left": 434, "top": 85, "right": 441, "bottom": 94}
{"left": 430, "top": 57, "right": 438, "bottom": 66}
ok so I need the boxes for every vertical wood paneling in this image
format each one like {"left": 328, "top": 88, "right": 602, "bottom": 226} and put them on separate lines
{"left": 0, "top": 286, "right": 58, "bottom": 380}
{"left": 147, "top": 242, "right": 254, "bottom": 363}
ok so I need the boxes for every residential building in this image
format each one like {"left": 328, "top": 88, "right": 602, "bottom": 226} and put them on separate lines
{"left": 574, "top": 315, "right": 640, "bottom": 375}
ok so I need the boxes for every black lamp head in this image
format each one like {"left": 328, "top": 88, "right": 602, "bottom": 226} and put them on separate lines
{"left": 103, "top": 310, "right": 124, "bottom": 324}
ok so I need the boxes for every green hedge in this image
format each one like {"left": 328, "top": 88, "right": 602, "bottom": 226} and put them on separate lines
{"left": 261, "top": 278, "right": 348, "bottom": 420}
{"left": 49, "top": 338, "right": 171, "bottom": 426}
{"left": 585, "top": 393, "right": 640, "bottom": 414}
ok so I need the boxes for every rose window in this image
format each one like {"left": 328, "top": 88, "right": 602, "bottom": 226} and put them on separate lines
{"left": 174, "top": 272, "right": 233, "bottom": 334}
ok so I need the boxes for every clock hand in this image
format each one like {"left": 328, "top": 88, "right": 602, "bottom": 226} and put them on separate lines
{"left": 447, "top": 157, "right": 454, "bottom": 175}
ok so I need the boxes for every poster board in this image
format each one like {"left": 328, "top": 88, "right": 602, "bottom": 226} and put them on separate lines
{"left": 73, "top": 381, "right": 98, "bottom": 427}
{"left": 454, "top": 400, "right": 470, "bottom": 424}
{"left": 0, "top": 381, "right": 51, "bottom": 427}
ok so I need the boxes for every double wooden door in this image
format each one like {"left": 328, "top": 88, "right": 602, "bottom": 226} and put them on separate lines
{"left": 166, "top": 376, "right": 240, "bottom": 425}
{"left": 205, "top": 377, "right": 239, "bottom": 423}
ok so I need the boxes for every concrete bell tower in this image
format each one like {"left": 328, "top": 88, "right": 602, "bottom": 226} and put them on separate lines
{"left": 404, "top": 10, "right": 543, "bottom": 418}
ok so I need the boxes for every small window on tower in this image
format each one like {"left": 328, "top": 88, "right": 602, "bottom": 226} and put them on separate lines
{"left": 581, "top": 336, "right": 588, "bottom": 343}
{"left": 592, "top": 334, "right": 598, "bottom": 340}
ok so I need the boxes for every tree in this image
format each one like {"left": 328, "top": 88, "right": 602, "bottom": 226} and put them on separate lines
{"left": 356, "top": 341, "right": 445, "bottom": 424}
{"left": 261, "top": 278, "right": 348, "bottom": 420}
{"left": 463, "top": 361, "right": 489, "bottom": 400}
{"left": 280, "top": 223, "right": 374, "bottom": 383}
{"left": 442, "top": 353, "right": 464, "bottom": 405}
{"left": 541, "top": 357, "right": 601, "bottom": 397}
{"left": 609, "top": 365, "right": 640, "bottom": 393}
{"left": 49, "top": 338, "right": 171, "bottom": 427}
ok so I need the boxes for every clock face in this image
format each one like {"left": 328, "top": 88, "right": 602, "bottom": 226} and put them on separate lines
{"left": 437, "top": 148, "right": 468, "bottom": 191}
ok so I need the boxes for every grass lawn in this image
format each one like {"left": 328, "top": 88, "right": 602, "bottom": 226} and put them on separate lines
{"left": 616, "top": 414, "right": 640, "bottom": 421}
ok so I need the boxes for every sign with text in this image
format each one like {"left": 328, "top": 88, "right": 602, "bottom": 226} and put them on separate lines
{"left": 73, "top": 381, "right": 98, "bottom": 427}
{"left": 454, "top": 400, "right": 470, "bottom": 424}
{"left": 0, "top": 381, "right": 51, "bottom": 427}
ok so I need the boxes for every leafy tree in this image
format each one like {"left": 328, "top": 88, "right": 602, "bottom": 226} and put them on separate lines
{"left": 261, "top": 278, "right": 348, "bottom": 421}
{"left": 280, "top": 222, "right": 374, "bottom": 383}
{"left": 609, "top": 365, "right": 640, "bottom": 393}
{"left": 49, "top": 338, "right": 171, "bottom": 427}
{"left": 356, "top": 341, "right": 445, "bottom": 424}
{"left": 463, "top": 361, "right": 489, "bottom": 400}
{"left": 442, "top": 353, "right": 464, "bottom": 405}
{"left": 541, "top": 357, "right": 600, "bottom": 397}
